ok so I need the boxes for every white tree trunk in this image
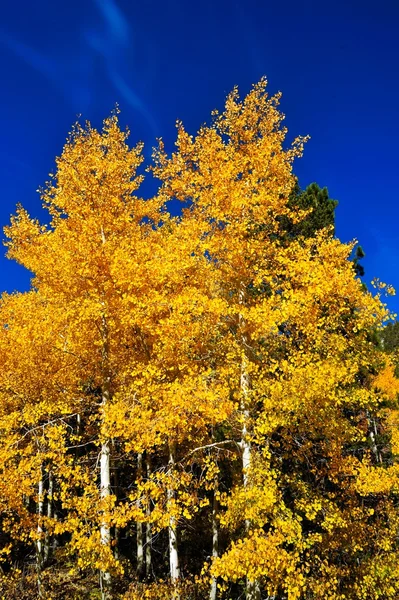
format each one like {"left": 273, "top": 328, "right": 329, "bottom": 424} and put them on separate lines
{"left": 145, "top": 454, "right": 152, "bottom": 580}
{"left": 239, "top": 288, "right": 261, "bottom": 600}
{"left": 100, "top": 369, "right": 112, "bottom": 599}
{"left": 100, "top": 439, "right": 112, "bottom": 599}
{"left": 168, "top": 443, "right": 180, "bottom": 583}
{"left": 44, "top": 470, "right": 53, "bottom": 565}
{"left": 100, "top": 306, "right": 112, "bottom": 599}
{"left": 240, "top": 363, "right": 252, "bottom": 531}
{"left": 241, "top": 360, "right": 260, "bottom": 600}
{"left": 367, "top": 410, "right": 381, "bottom": 464}
{"left": 36, "top": 471, "right": 44, "bottom": 599}
{"left": 136, "top": 452, "right": 144, "bottom": 579}
{"left": 209, "top": 473, "right": 219, "bottom": 600}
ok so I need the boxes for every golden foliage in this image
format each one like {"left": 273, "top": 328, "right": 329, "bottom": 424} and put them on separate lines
{"left": 0, "top": 80, "right": 398, "bottom": 599}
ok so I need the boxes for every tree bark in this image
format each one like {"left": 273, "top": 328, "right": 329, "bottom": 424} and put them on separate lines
{"left": 36, "top": 470, "right": 44, "bottom": 599}
{"left": 43, "top": 469, "right": 53, "bottom": 565}
{"left": 240, "top": 360, "right": 260, "bottom": 600}
{"left": 136, "top": 452, "right": 145, "bottom": 579}
{"left": 100, "top": 370, "right": 112, "bottom": 599}
{"left": 100, "top": 307, "right": 112, "bottom": 600}
{"left": 239, "top": 287, "right": 261, "bottom": 600}
{"left": 367, "top": 410, "right": 381, "bottom": 464}
{"left": 209, "top": 471, "right": 219, "bottom": 600}
{"left": 100, "top": 438, "right": 112, "bottom": 599}
{"left": 168, "top": 443, "right": 180, "bottom": 583}
{"left": 145, "top": 454, "right": 152, "bottom": 580}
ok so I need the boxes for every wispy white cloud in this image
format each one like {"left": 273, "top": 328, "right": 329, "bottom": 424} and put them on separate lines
{"left": 0, "top": 31, "right": 93, "bottom": 111}
{"left": 0, "top": 0, "right": 157, "bottom": 136}
{"left": 84, "top": 0, "right": 159, "bottom": 137}
{"left": 94, "top": 0, "right": 130, "bottom": 46}
{"left": 110, "top": 72, "right": 158, "bottom": 134}
{"left": 85, "top": 0, "right": 158, "bottom": 136}
{"left": 0, "top": 32, "right": 57, "bottom": 82}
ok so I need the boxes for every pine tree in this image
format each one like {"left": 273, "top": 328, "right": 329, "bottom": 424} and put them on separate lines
{"left": 286, "top": 181, "right": 337, "bottom": 238}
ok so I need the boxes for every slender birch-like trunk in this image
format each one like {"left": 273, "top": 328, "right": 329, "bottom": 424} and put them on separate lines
{"left": 76, "top": 413, "right": 82, "bottom": 457}
{"left": 36, "top": 470, "right": 44, "bottom": 599}
{"left": 209, "top": 471, "right": 219, "bottom": 600}
{"left": 100, "top": 376, "right": 112, "bottom": 600}
{"left": 43, "top": 470, "right": 53, "bottom": 565}
{"left": 100, "top": 436, "right": 112, "bottom": 599}
{"left": 168, "top": 443, "right": 180, "bottom": 583}
{"left": 100, "top": 314, "right": 112, "bottom": 600}
{"left": 240, "top": 357, "right": 260, "bottom": 600}
{"left": 239, "top": 287, "right": 261, "bottom": 600}
{"left": 136, "top": 452, "right": 145, "bottom": 579}
{"left": 367, "top": 410, "right": 381, "bottom": 464}
{"left": 145, "top": 454, "right": 152, "bottom": 580}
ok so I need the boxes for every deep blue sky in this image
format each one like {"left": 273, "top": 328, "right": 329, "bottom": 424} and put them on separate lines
{"left": 1, "top": 0, "right": 398, "bottom": 316}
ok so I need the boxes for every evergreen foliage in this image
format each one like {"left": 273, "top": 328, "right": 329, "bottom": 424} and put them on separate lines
{"left": 286, "top": 181, "right": 337, "bottom": 238}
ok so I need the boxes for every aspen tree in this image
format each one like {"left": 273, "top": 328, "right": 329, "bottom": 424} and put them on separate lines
{"left": 0, "top": 291, "right": 79, "bottom": 596}
{"left": 153, "top": 79, "right": 393, "bottom": 599}
{"left": 153, "top": 78, "right": 306, "bottom": 598}
{"left": 102, "top": 205, "right": 236, "bottom": 589}
{"left": 4, "top": 113, "right": 164, "bottom": 598}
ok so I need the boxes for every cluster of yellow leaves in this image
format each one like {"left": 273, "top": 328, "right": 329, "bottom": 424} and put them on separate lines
{"left": 123, "top": 576, "right": 208, "bottom": 600}
{"left": 212, "top": 528, "right": 305, "bottom": 599}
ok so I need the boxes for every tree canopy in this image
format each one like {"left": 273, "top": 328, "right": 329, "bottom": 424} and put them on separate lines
{"left": 0, "top": 80, "right": 398, "bottom": 600}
